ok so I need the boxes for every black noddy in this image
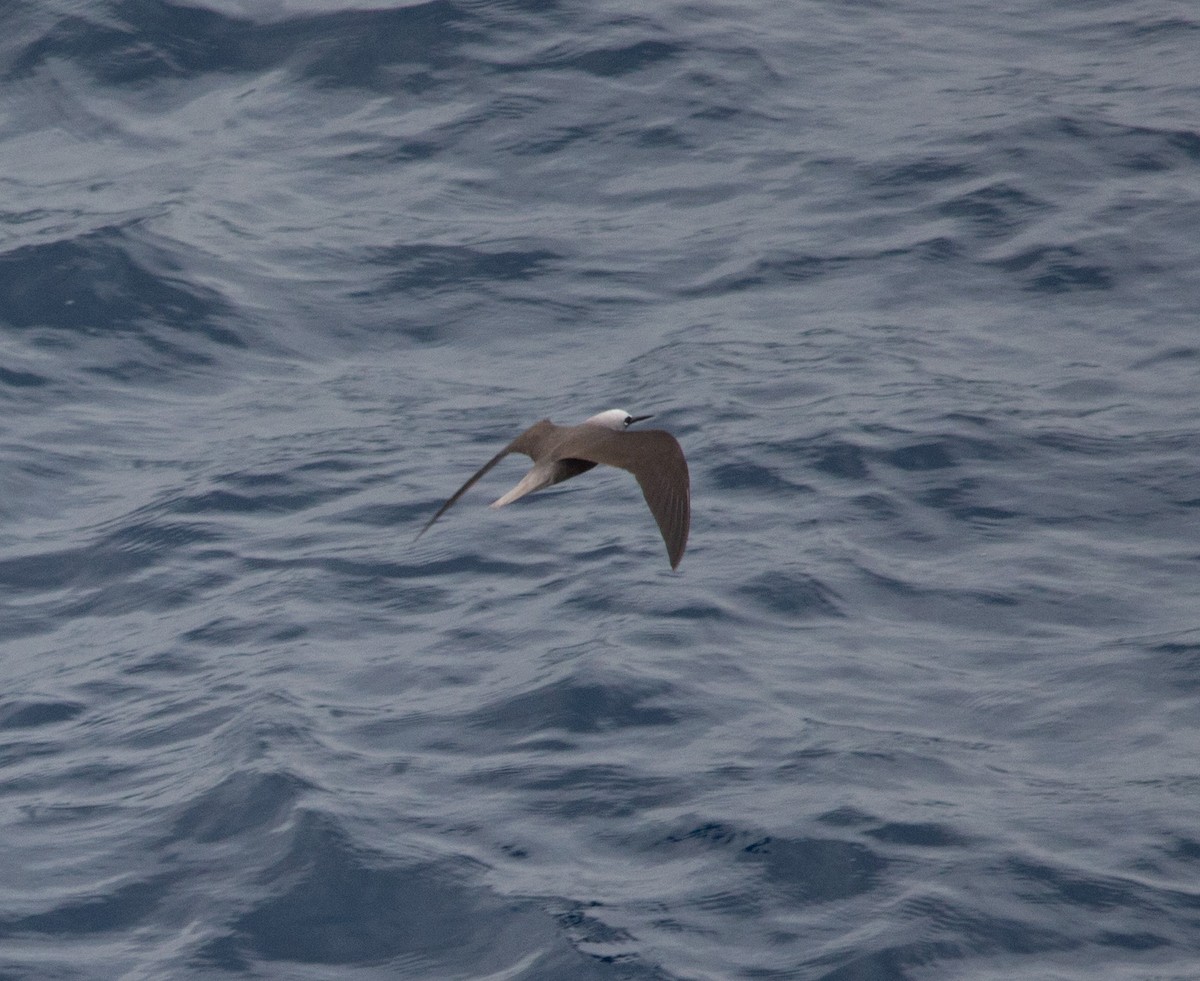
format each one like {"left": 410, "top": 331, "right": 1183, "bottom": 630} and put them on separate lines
{"left": 416, "top": 409, "right": 690, "bottom": 569}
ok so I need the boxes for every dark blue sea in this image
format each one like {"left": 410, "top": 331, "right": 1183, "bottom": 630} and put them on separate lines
{"left": 3, "top": 1, "right": 1200, "bottom": 978}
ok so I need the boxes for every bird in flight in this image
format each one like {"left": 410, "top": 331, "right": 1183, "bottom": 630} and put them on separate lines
{"left": 416, "top": 409, "right": 690, "bottom": 569}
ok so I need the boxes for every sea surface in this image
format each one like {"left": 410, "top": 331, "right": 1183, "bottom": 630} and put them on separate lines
{"left": 3, "top": 1, "right": 1200, "bottom": 978}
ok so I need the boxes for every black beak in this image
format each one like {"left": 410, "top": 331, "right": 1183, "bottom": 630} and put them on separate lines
{"left": 628, "top": 414, "right": 653, "bottom": 425}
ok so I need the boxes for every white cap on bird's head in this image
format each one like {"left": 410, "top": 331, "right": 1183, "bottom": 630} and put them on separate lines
{"left": 584, "top": 409, "right": 654, "bottom": 430}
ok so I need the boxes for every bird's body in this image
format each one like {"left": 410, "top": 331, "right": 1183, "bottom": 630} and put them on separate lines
{"left": 416, "top": 409, "right": 690, "bottom": 569}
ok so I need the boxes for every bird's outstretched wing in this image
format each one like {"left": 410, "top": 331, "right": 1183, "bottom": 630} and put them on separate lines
{"left": 415, "top": 420, "right": 558, "bottom": 540}
{"left": 555, "top": 428, "right": 690, "bottom": 569}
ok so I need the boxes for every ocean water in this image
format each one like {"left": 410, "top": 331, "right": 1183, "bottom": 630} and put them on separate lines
{"left": 3, "top": 0, "right": 1200, "bottom": 978}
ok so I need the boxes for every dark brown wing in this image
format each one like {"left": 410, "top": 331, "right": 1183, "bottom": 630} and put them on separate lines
{"left": 554, "top": 427, "right": 690, "bottom": 569}
{"left": 415, "top": 419, "right": 559, "bottom": 539}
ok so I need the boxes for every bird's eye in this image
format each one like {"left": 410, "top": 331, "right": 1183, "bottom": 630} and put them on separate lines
{"left": 624, "top": 416, "right": 633, "bottom": 425}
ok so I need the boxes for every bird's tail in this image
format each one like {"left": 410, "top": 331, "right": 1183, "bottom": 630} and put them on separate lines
{"left": 491, "top": 466, "right": 552, "bottom": 508}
